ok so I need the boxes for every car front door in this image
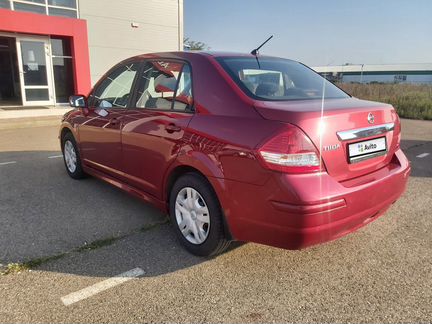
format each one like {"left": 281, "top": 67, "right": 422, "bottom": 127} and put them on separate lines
{"left": 120, "top": 60, "right": 194, "bottom": 199}
{"left": 78, "top": 61, "right": 140, "bottom": 176}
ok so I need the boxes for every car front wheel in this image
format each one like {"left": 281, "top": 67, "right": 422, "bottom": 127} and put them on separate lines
{"left": 169, "top": 173, "right": 230, "bottom": 256}
{"left": 62, "top": 132, "right": 86, "bottom": 179}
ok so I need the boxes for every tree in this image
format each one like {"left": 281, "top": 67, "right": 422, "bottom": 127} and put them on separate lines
{"left": 183, "top": 37, "right": 210, "bottom": 51}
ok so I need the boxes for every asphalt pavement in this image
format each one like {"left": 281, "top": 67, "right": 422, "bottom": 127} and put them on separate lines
{"left": 0, "top": 119, "right": 431, "bottom": 323}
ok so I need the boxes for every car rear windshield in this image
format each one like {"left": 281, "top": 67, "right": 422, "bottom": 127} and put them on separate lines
{"left": 216, "top": 57, "right": 349, "bottom": 101}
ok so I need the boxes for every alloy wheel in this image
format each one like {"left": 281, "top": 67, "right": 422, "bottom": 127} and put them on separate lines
{"left": 64, "top": 140, "right": 77, "bottom": 173}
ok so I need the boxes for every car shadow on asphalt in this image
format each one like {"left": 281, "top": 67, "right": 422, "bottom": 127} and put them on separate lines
{"left": 0, "top": 150, "right": 243, "bottom": 276}
{"left": 35, "top": 224, "right": 244, "bottom": 278}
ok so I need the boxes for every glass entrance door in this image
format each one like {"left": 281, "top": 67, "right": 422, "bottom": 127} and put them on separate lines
{"left": 16, "top": 37, "right": 54, "bottom": 106}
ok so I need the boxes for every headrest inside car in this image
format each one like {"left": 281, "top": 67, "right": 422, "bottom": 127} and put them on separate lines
{"left": 154, "top": 75, "right": 177, "bottom": 93}
{"left": 255, "top": 82, "right": 280, "bottom": 96}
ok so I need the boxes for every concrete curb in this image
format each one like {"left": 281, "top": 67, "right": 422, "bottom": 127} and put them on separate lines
{"left": 0, "top": 116, "right": 63, "bottom": 130}
{"left": 0, "top": 108, "right": 71, "bottom": 130}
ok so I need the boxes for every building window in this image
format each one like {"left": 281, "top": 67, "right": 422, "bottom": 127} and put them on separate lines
{"left": 51, "top": 37, "right": 74, "bottom": 103}
{"left": 0, "top": 0, "right": 11, "bottom": 8}
{"left": 48, "top": 0, "right": 76, "bottom": 8}
{"left": 48, "top": 6, "right": 75, "bottom": 17}
{"left": 14, "top": 1, "right": 46, "bottom": 14}
{"left": 25, "top": 88, "right": 49, "bottom": 101}
{"left": 0, "top": 36, "right": 21, "bottom": 106}
{"left": 7, "top": 0, "right": 78, "bottom": 18}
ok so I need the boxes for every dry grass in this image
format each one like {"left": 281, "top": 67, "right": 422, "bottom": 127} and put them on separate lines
{"left": 337, "top": 83, "right": 432, "bottom": 120}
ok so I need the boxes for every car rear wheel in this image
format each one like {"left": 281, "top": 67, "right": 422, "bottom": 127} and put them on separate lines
{"left": 169, "top": 173, "right": 230, "bottom": 256}
{"left": 62, "top": 133, "right": 86, "bottom": 179}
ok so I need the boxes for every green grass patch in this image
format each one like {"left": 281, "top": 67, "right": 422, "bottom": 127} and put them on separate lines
{"left": 337, "top": 83, "right": 432, "bottom": 120}
{"left": 0, "top": 218, "right": 169, "bottom": 275}
{"left": 1, "top": 253, "right": 66, "bottom": 275}
{"left": 74, "top": 237, "right": 120, "bottom": 253}
{"left": 140, "top": 218, "right": 169, "bottom": 232}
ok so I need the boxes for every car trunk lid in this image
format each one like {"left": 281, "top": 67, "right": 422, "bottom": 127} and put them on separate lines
{"left": 254, "top": 98, "right": 400, "bottom": 182}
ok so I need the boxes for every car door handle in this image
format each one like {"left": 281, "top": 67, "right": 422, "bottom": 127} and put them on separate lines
{"left": 165, "top": 124, "right": 182, "bottom": 133}
{"left": 109, "top": 117, "right": 122, "bottom": 125}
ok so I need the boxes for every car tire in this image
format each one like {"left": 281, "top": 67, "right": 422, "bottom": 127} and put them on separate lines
{"left": 62, "top": 132, "right": 86, "bottom": 180}
{"left": 169, "top": 173, "right": 231, "bottom": 257}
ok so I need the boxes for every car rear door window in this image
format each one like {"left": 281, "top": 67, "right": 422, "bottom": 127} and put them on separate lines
{"left": 217, "top": 57, "right": 349, "bottom": 101}
{"left": 134, "top": 61, "right": 193, "bottom": 112}
{"left": 89, "top": 62, "right": 139, "bottom": 108}
{"left": 173, "top": 64, "right": 193, "bottom": 111}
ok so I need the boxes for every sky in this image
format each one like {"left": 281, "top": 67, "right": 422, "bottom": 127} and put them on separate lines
{"left": 184, "top": 0, "right": 432, "bottom": 67}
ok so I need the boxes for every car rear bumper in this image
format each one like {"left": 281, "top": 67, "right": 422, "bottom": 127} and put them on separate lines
{"left": 212, "top": 149, "right": 410, "bottom": 249}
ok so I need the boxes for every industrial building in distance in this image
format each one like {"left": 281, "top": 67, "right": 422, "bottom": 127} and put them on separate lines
{"left": 312, "top": 63, "right": 432, "bottom": 84}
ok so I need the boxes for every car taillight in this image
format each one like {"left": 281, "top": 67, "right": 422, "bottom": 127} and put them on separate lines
{"left": 392, "top": 109, "right": 401, "bottom": 149}
{"left": 257, "top": 125, "right": 323, "bottom": 174}
{"left": 395, "top": 122, "right": 401, "bottom": 149}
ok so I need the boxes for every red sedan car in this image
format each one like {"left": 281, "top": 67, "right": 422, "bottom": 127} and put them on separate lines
{"left": 60, "top": 52, "right": 410, "bottom": 256}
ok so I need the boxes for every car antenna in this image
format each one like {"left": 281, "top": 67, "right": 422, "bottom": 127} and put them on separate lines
{"left": 250, "top": 35, "right": 273, "bottom": 69}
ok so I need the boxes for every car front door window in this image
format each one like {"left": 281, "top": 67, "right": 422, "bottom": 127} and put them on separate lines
{"left": 90, "top": 62, "right": 139, "bottom": 108}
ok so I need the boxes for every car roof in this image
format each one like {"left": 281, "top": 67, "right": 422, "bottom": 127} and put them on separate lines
{"left": 128, "top": 51, "right": 295, "bottom": 62}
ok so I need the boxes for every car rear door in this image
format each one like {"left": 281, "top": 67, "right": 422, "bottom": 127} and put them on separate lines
{"left": 77, "top": 60, "right": 140, "bottom": 176}
{"left": 119, "top": 60, "right": 194, "bottom": 199}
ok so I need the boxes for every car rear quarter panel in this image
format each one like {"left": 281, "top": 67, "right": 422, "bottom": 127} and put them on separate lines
{"left": 186, "top": 54, "right": 257, "bottom": 117}
{"left": 181, "top": 115, "right": 286, "bottom": 184}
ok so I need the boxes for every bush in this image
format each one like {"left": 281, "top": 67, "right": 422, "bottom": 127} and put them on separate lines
{"left": 337, "top": 83, "right": 432, "bottom": 120}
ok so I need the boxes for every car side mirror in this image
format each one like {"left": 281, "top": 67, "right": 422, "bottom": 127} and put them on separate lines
{"left": 69, "top": 95, "right": 87, "bottom": 108}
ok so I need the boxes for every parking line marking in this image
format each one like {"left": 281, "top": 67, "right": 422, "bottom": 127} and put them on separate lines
{"left": 61, "top": 267, "right": 145, "bottom": 306}
{"left": 0, "top": 161, "right": 16, "bottom": 166}
{"left": 48, "top": 155, "right": 63, "bottom": 159}
{"left": 416, "top": 153, "right": 430, "bottom": 158}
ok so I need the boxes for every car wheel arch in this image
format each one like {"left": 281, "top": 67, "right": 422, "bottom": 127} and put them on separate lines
{"left": 164, "top": 164, "right": 234, "bottom": 241}
{"left": 60, "top": 126, "right": 73, "bottom": 142}
{"left": 60, "top": 126, "right": 82, "bottom": 156}
{"left": 59, "top": 125, "right": 76, "bottom": 145}
{"left": 163, "top": 149, "right": 225, "bottom": 203}
{"left": 164, "top": 165, "right": 208, "bottom": 204}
